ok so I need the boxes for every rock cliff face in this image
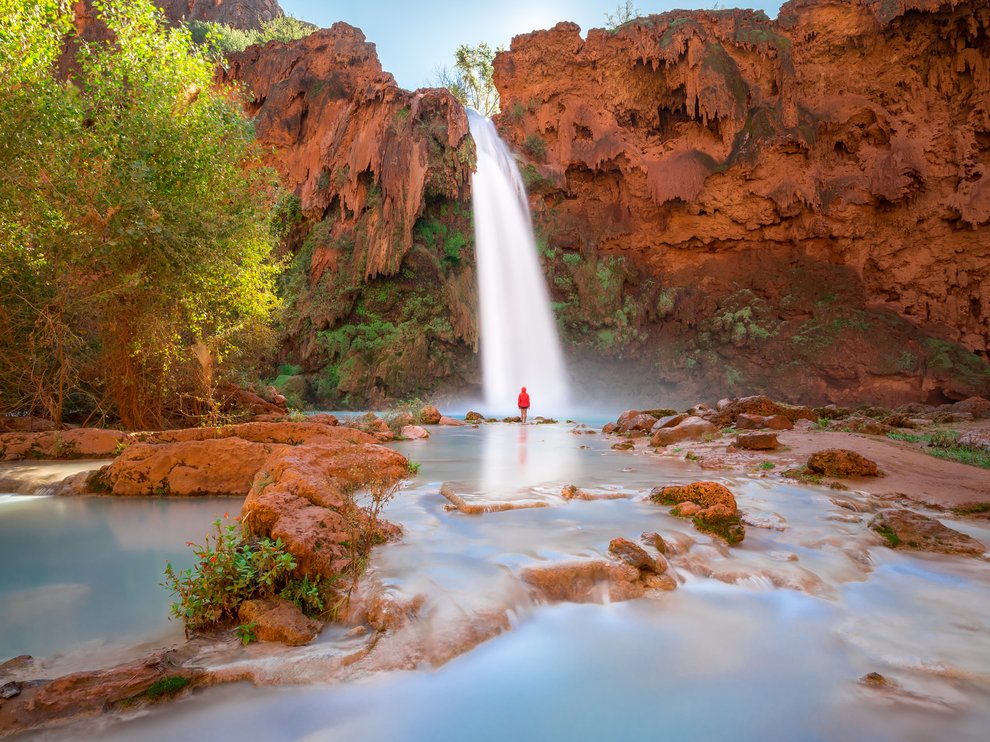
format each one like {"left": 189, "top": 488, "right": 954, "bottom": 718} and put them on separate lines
{"left": 221, "top": 25, "right": 480, "bottom": 407}
{"left": 156, "top": 0, "right": 283, "bottom": 28}
{"left": 494, "top": 0, "right": 990, "bottom": 405}
{"left": 73, "top": 0, "right": 282, "bottom": 38}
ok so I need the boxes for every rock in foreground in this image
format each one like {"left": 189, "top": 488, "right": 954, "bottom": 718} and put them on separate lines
{"left": 870, "top": 510, "right": 986, "bottom": 556}
{"left": 808, "top": 449, "right": 881, "bottom": 478}
{"left": 650, "top": 416, "right": 717, "bottom": 447}
{"left": 237, "top": 599, "right": 322, "bottom": 646}
{"left": 650, "top": 481, "right": 745, "bottom": 545}
{"left": 521, "top": 559, "right": 673, "bottom": 604}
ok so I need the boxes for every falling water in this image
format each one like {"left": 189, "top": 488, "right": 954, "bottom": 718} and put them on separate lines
{"left": 468, "top": 110, "right": 569, "bottom": 414}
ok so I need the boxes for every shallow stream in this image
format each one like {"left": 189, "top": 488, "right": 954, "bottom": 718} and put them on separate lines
{"left": 3, "top": 422, "right": 989, "bottom": 740}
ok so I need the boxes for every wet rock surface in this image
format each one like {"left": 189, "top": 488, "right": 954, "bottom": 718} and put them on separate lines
{"left": 241, "top": 442, "right": 407, "bottom": 578}
{"left": 650, "top": 481, "right": 745, "bottom": 545}
{"left": 400, "top": 425, "right": 430, "bottom": 440}
{"left": 520, "top": 559, "right": 674, "bottom": 604}
{"left": 608, "top": 537, "right": 668, "bottom": 575}
{"left": 0, "top": 648, "right": 203, "bottom": 736}
{"left": 870, "top": 509, "right": 987, "bottom": 556}
{"left": 237, "top": 599, "right": 322, "bottom": 646}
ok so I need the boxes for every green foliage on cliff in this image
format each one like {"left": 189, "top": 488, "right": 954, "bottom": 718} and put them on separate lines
{"left": 187, "top": 14, "right": 315, "bottom": 58}
{"left": 0, "top": 0, "right": 280, "bottom": 428}
{"left": 523, "top": 133, "right": 547, "bottom": 162}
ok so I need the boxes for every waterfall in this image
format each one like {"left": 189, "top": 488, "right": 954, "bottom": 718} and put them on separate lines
{"left": 467, "top": 110, "right": 569, "bottom": 415}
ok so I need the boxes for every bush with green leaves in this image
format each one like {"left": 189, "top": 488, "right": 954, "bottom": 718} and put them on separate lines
{"left": 433, "top": 42, "right": 501, "bottom": 116}
{"left": 0, "top": 0, "right": 281, "bottom": 428}
{"left": 187, "top": 14, "right": 315, "bottom": 58}
{"left": 163, "top": 517, "right": 324, "bottom": 634}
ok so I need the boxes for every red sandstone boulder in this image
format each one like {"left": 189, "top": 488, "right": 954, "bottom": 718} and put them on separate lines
{"left": 99, "top": 438, "right": 283, "bottom": 496}
{"left": 419, "top": 405, "right": 442, "bottom": 425}
{"left": 401, "top": 425, "right": 430, "bottom": 440}
{"left": 650, "top": 413, "right": 689, "bottom": 432}
{"left": 0, "top": 648, "right": 200, "bottom": 732}
{"left": 735, "top": 413, "right": 766, "bottom": 430}
{"left": 439, "top": 416, "right": 467, "bottom": 426}
{"left": 346, "top": 414, "right": 394, "bottom": 442}
{"left": 520, "top": 560, "right": 647, "bottom": 603}
{"left": 615, "top": 409, "right": 641, "bottom": 429}
{"left": 735, "top": 432, "right": 779, "bottom": 450}
{"left": 650, "top": 416, "right": 717, "bottom": 447}
{"left": 870, "top": 510, "right": 986, "bottom": 556}
{"left": 807, "top": 449, "right": 880, "bottom": 478}
{"left": 764, "top": 415, "right": 794, "bottom": 430}
{"left": 241, "top": 443, "right": 407, "bottom": 579}
{"left": 650, "top": 481, "right": 745, "bottom": 545}
{"left": 608, "top": 537, "right": 668, "bottom": 575}
{"left": 237, "top": 599, "right": 322, "bottom": 646}
{"left": 617, "top": 412, "right": 659, "bottom": 434}
{"left": 715, "top": 397, "right": 816, "bottom": 427}
{"left": 948, "top": 397, "right": 990, "bottom": 419}
{"left": 148, "top": 421, "right": 372, "bottom": 446}
{"left": 0, "top": 428, "right": 126, "bottom": 461}
{"left": 828, "top": 416, "right": 891, "bottom": 435}
{"left": 465, "top": 411, "right": 484, "bottom": 422}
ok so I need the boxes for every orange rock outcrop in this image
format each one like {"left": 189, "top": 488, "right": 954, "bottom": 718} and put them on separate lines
{"left": 218, "top": 25, "right": 476, "bottom": 375}
{"left": 494, "top": 0, "right": 990, "bottom": 405}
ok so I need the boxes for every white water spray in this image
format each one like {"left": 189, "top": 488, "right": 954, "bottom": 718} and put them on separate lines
{"left": 467, "top": 110, "right": 569, "bottom": 415}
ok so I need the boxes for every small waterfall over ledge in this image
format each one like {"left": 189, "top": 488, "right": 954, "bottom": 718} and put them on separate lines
{"left": 467, "top": 110, "right": 569, "bottom": 414}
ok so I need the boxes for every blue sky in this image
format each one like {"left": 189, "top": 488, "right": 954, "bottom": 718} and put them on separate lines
{"left": 279, "top": 1, "right": 785, "bottom": 90}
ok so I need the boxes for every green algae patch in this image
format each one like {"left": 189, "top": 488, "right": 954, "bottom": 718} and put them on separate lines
{"left": 146, "top": 676, "right": 190, "bottom": 701}
{"left": 650, "top": 482, "right": 745, "bottom": 545}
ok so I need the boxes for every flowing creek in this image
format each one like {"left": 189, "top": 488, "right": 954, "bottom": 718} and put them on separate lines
{"left": 3, "top": 423, "right": 990, "bottom": 740}
{"left": 0, "top": 480, "right": 231, "bottom": 677}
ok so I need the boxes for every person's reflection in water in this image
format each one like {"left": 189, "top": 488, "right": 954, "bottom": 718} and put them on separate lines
{"left": 518, "top": 424, "right": 528, "bottom": 467}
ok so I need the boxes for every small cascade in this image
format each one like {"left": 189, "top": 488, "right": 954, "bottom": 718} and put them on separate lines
{"left": 467, "top": 110, "right": 569, "bottom": 415}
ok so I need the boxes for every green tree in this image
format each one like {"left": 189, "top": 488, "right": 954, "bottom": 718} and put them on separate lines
{"left": 0, "top": 0, "right": 281, "bottom": 428}
{"left": 187, "top": 14, "right": 314, "bottom": 58}
{"left": 605, "top": 1, "right": 643, "bottom": 30}
{"left": 434, "top": 42, "right": 501, "bottom": 117}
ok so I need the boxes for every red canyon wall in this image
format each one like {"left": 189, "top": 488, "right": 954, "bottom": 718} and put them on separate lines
{"left": 155, "top": 0, "right": 283, "bottom": 28}
{"left": 493, "top": 0, "right": 990, "bottom": 405}
{"left": 221, "top": 25, "right": 480, "bottom": 406}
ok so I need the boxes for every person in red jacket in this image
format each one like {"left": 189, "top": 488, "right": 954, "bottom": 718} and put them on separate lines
{"left": 517, "top": 386, "right": 530, "bottom": 424}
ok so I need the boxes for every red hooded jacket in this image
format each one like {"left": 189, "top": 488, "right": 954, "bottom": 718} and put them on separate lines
{"left": 518, "top": 387, "right": 530, "bottom": 409}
